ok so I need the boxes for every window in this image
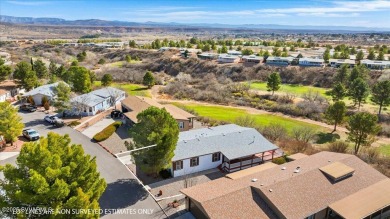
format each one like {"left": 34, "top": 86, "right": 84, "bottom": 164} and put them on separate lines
{"left": 173, "top": 160, "right": 183, "bottom": 171}
{"left": 212, "top": 152, "right": 221, "bottom": 162}
{"left": 190, "top": 157, "right": 199, "bottom": 167}
{"left": 179, "top": 122, "right": 184, "bottom": 129}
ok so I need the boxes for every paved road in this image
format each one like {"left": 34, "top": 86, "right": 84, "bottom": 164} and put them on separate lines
{"left": 1, "top": 111, "right": 166, "bottom": 219}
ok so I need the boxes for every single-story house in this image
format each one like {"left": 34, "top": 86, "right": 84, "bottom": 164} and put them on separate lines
{"left": 266, "top": 56, "right": 294, "bottom": 66}
{"left": 121, "top": 96, "right": 196, "bottom": 131}
{"left": 227, "top": 50, "right": 242, "bottom": 56}
{"left": 181, "top": 151, "right": 390, "bottom": 219}
{"left": 71, "top": 87, "right": 125, "bottom": 116}
{"left": 361, "top": 59, "right": 390, "bottom": 69}
{"left": 298, "top": 57, "right": 325, "bottom": 67}
{"left": 0, "top": 80, "right": 24, "bottom": 102}
{"left": 242, "top": 55, "right": 263, "bottom": 64}
{"left": 217, "top": 54, "right": 241, "bottom": 63}
{"left": 197, "top": 53, "right": 219, "bottom": 60}
{"left": 171, "top": 124, "right": 281, "bottom": 177}
{"left": 22, "top": 82, "right": 61, "bottom": 105}
{"left": 329, "top": 59, "right": 356, "bottom": 68}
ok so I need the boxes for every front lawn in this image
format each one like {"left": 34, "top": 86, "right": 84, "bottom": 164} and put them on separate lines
{"left": 379, "top": 144, "right": 390, "bottom": 157}
{"left": 93, "top": 81, "right": 151, "bottom": 97}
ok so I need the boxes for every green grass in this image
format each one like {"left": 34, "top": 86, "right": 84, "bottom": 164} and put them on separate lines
{"left": 93, "top": 81, "right": 151, "bottom": 97}
{"left": 174, "top": 103, "right": 324, "bottom": 133}
{"left": 379, "top": 144, "right": 390, "bottom": 156}
{"left": 109, "top": 60, "right": 142, "bottom": 67}
{"left": 249, "top": 82, "right": 328, "bottom": 97}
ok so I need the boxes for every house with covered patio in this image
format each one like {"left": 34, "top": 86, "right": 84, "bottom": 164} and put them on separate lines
{"left": 171, "top": 124, "right": 282, "bottom": 177}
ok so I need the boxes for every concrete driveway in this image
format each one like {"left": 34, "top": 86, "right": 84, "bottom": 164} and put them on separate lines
{"left": 3, "top": 110, "right": 167, "bottom": 219}
{"left": 82, "top": 118, "right": 116, "bottom": 138}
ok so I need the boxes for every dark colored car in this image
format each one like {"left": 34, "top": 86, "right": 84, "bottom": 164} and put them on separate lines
{"left": 20, "top": 103, "right": 37, "bottom": 112}
{"left": 111, "top": 110, "right": 123, "bottom": 118}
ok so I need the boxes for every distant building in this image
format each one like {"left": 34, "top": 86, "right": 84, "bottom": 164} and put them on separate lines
{"left": 70, "top": 87, "right": 125, "bottom": 116}
{"left": 171, "top": 124, "right": 281, "bottom": 177}
{"left": 197, "top": 53, "right": 219, "bottom": 60}
{"left": 121, "top": 96, "right": 196, "bottom": 131}
{"left": 298, "top": 57, "right": 325, "bottom": 67}
{"left": 217, "top": 54, "right": 241, "bottom": 63}
{"left": 227, "top": 50, "right": 242, "bottom": 56}
{"left": 266, "top": 56, "right": 294, "bottom": 66}
{"left": 329, "top": 59, "right": 356, "bottom": 68}
{"left": 0, "top": 80, "right": 24, "bottom": 102}
{"left": 181, "top": 151, "right": 390, "bottom": 219}
{"left": 361, "top": 59, "right": 390, "bottom": 69}
{"left": 242, "top": 55, "right": 263, "bottom": 64}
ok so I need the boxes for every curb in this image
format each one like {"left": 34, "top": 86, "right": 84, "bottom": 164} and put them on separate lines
{"left": 96, "top": 141, "right": 117, "bottom": 158}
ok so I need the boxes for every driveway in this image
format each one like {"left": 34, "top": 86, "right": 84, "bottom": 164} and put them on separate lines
{"left": 4, "top": 110, "right": 167, "bottom": 219}
{"left": 82, "top": 118, "right": 116, "bottom": 138}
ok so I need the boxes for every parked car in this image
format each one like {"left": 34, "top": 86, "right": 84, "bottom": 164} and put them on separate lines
{"left": 54, "top": 119, "right": 65, "bottom": 127}
{"left": 22, "top": 129, "right": 40, "bottom": 141}
{"left": 44, "top": 115, "right": 60, "bottom": 124}
{"left": 111, "top": 110, "right": 123, "bottom": 118}
{"left": 19, "top": 103, "right": 37, "bottom": 112}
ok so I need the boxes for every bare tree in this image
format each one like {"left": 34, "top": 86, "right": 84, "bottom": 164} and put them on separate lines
{"left": 291, "top": 126, "right": 317, "bottom": 143}
{"left": 71, "top": 95, "right": 91, "bottom": 118}
{"left": 106, "top": 87, "right": 125, "bottom": 110}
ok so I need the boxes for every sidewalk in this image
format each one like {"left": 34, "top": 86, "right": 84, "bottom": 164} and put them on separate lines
{"left": 0, "top": 152, "right": 19, "bottom": 161}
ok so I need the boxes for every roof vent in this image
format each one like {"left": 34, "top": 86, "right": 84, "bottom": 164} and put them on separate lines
{"left": 260, "top": 184, "right": 264, "bottom": 186}
{"left": 328, "top": 160, "right": 331, "bottom": 162}
{"left": 251, "top": 178, "right": 258, "bottom": 182}
{"left": 184, "top": 140, "right": 187, "bottom": 143}
{"left": 281, "top": 167, "right": 286, "bottom": 170}
{"left": 294, "top": 167, "right": 301, "bottom": 173}
{"left": 222, "top": 133, "right": 226, "bottom": 136}
{"left": 269, "top": 189, "right": 273, "bottom": 192}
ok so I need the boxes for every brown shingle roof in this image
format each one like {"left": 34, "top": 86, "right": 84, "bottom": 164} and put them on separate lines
{"left": 0, "top": 80, "right": 17, "bottom": 96}
{"left": 329, "top": 178, "right": 390, "bottom": 219}
{"left": 121, "top": 96, "right": 195, "bottom": 123}
{"left": 181, "top": 152, "right": 388, "bottom": 219}
{"left": 286, "top": 152, "right": 308, "bottom": 161}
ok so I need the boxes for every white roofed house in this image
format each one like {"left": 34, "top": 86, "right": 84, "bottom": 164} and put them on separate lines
{"left": 361, "top": 59, "right": 390, "bottom": 70}
{"left": 266, "top": 56, "right": 294, "bottom": 66}
{"left": 329, "top": 59, "right": 356, "bottom": 68}
{"left": 22, "top": 82, "right": 62, "bottom": 105}
{"left": 197, "top": 53, "right": 218, "bottom": 60}
{"left": 171, "top": 124, "right": 282, "bottom": 177}
{"left": 70, "top": 87, "right": 125, "bottom": 116}
{"left": 298, "top": 57, "right": 325, "bottom": 67}
{"left": 242, "top": 55, "right": 263, "bottom": 64}
{"left": 227, "top": 50, "right": 242, "bottom": 56}
{"left": 217, "top": 54, "right": 241, "bottom": 63}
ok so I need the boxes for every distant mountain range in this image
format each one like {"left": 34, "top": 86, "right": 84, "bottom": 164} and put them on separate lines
{"left": 1, "top": 15, "right": 389, "bottom": 32}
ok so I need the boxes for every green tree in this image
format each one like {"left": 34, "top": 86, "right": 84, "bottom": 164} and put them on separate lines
{"left": 330, "top": 82, "right": 347, "bottom": 101}
{"left": 131, "top": 107, "right": 179, "bottom": 176}
{"left": 77, "top": 51, "right": 87, "bottom": 62}
{"left": 129, "top": 40, "right": 136, "bottom": 48}
{"left": 56, "top": 65, "right": 66, "bottom": 78}
{"left": 125, "top": 54, "right": 132, "bottom": 63}
{"left": 377, "top": 51, "right": 385, "bottom": 60}
{"left": 334, "top": 64, "right": 350, "bottom": 85}
{"left": 67, "top": 66, "right": 92, "bottom": 93}
{"left": 98, "top": 58, "right": 105, "bottom": 64}
{"left": 348, "top": 78, "right": 370, "bottom": 110}
{"left": 0, "top": 58, "right": 12, "bottom": 82}
{"left": 349, "top": 64, "right": 368, "bottom": 83}
{"left": 54, "top": 82, "right": 71, "bottom": 112}
{"left": 242, "top": 49, "right": 253, "bottom": 55}
{"left": 221, "top": 45, "right": 228, "bottom": 53}
{"left": 370, "top": 80, "right": 390, "bottom": 117}
{"left": 49, "top": 61, "right": 57, "bottom": 77}
{"left": 101, "top": 74, "right": 113, "bottom": 87}
{"left": 143, "top": 71, "right": 155, "bottom": 88}
{"left": 356, "top": 50, "right": 364, "bottom": 62}
{"left": 323, "top": 48, "right": 330, "bottom": 63}
{"left": 13, "top": 61, "right": 38, "bottom": 91}
{"left": 267, "top": 72, "right": 281, "bottom": 95}
{"left": 367, "top": 49, "right": 376, "bottom": 60}
{"left": 347, "top": 112, "right": 381, "bottom": 154}
{"left": 0, "top": 102, "right": 24, "bottom": 146}
{"left": 33, "top": 59, "right": 48, "bottom": 78}
{"left": 325, "top": 101, "right": 347, "bottom": 132}
{"left": 0, "top": 133, "right": 106, "bottom": 218}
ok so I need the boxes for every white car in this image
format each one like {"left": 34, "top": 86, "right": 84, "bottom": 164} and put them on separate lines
{"left": 44, "top": 115, "right": 60, "bottom": 124}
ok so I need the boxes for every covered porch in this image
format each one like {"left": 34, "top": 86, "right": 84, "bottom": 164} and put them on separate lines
{"left": 221, "top": 149, "right": 283, "bottom": 173}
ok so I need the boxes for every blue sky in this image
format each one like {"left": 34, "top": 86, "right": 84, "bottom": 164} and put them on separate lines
{"left": 1, "top": 0, "right": 390, "bottom": 27}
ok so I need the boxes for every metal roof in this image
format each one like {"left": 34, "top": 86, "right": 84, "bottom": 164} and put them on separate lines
{"left": 23, "top": 82, "right": 60, "bottom": 97}
{"left": 173, "top": 124, "right": 278, "bottom": 161}
{"left": 71, "top": 87, "right": 124, "bottom": 107}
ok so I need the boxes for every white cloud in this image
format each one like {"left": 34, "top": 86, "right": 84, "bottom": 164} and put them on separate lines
{"left": 296, "top": 12, "right": 360, "bottom": 17}
{"left": 7, "top": 1, "right": 53, "bottom": 6}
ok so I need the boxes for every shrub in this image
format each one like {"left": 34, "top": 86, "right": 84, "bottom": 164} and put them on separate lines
{"left": 291, "top": 126, "right": 317, "bottom": 143}
{"left": 359, "top": 147, "right": 380, "bottom": 164}
{"left": 27, "top": 95, "right": 35, "bottom": 105}
{"left": 41, "top": 96, "right": 49, "bottom": 106}
{"left": 159, "top": 169, "right": 172, "bottom": 179}
{"left": 272, "top": 156, "right": 287, "bottom": 165}
{"left": 379, "top": 123, "right": 390, "bottom": 137}
{"left": 278, "top": 139, "right": 312, "bottom": 154}
{"left": 93, "top": 121, "right": 122, "bottom": 142}
{"left": 43, "top": 101, "right": 50, "bottom": 110}
{"left": 68, "top": 121, "right": 81, "bottom": 127}
{"left": 258, "top": 123, "right": 287, "bottom": 142}
{"left": 327, "top": 141, "right": 350, "bottom": 153}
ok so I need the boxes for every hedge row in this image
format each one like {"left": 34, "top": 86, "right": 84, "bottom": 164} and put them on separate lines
{"left": 93, "top": 121, "right": 122, "bottom": 142}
